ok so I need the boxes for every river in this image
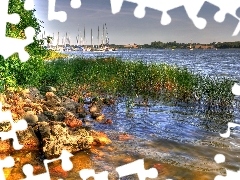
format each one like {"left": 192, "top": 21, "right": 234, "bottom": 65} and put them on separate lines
{"left": 49, "top": 49, "right": 240, "bottom": 179}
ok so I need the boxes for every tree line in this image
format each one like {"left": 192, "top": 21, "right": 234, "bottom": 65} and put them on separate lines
{"left": 139, "top": 41, "right": 240, "bottom": 49}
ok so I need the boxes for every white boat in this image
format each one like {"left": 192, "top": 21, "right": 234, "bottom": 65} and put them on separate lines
{"left": 190, "top": 40, "right": 193, "bottom": 50}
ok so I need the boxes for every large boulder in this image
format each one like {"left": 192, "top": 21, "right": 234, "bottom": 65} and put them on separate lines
{"left": 36, "top": 121, "right": 93, "bottom": 158}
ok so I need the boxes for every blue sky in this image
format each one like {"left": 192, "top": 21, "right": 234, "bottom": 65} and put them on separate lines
{"left": 34, "top": 0, "right": 240, "bottom": 45}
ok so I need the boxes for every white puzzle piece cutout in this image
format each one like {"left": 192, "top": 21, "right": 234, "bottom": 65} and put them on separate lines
{"left": 0, "top": 103, "right": 28, "bottom": 150}
{"left": 22, "top": 150, "right": 73, "bottom": 180}
{"left": 116, "top": 159, "right": 158, "bottom": 180}
{"left": 110, "top": 0, "right": 240, "bottom": 35}
{"left": 0, "top": 0, "right": 35, "bottom": 62}
{"left": 0, "top": 156, "right": 15, "bottom": 180}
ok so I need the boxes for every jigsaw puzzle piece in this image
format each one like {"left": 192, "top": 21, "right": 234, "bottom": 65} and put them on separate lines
{"left": 0, "top": 119, "right": 28, "bottom": 150}
{"left": 0, "top": 0, "right": 20, "bottom": 38}
{"left": 24, "top": 0, "right": 35, "bottom": 10}
{"left": 232, "top": 83, "right": 240, "bottom": 95}
{"left": 214, "top": 169, "right": 240, "bottom": 180}
{"left": 110, "top": 0, "right": 124, "bottom": 14}
{"left": 46, "top": 150, "right": 73, "bottom": 171}
{"left": 0, "top": 102, "right": 28, "bottom": 150}
{"left": 48, "top": 0, "right": 67, "bottom": 22}
{"left": 70, "top": 0, "right": 81, "bottom": 9}
{"left": 214, "top": 154, "right": 240, "bottom": 180}
{"left": 181, "top": 0, "right": 207, "bottom": 29}
{"left": 0, "top": 156, "right": 14, "bottom": 180}
{"left": 22, "top": 150, "right": 73, "bottom": 180}
{"left": 116, "top": 159, "right": 158, "bottom": 180}
{"left": 0, "top": 0, "right": 35, "bottom": 61}
{"left": 220, "top": 122, "right": 240, "bottom": 138}
{"left": 207, "top": 0, "right": 240, "bottom": 22}
{"left": 131, "top": 0, "right": 184, "bottom": 24}
{"left": 207, "top": 0, "right": 240, "bottom": 35}
{"left": 22, "top": 164, "right": 50, "bottom": 180}
{"left": 79, "top": 169, "right": 109, "bottom": 180}
{"left": 110, "top": 0, "right": 187, "bottom": 25}
{"left": 0, "top": 27, "right": 35, "bottom": 62}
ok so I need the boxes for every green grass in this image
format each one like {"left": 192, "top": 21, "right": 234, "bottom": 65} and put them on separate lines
{"left": 39, "top": 57, "right": 235, "bottom": 110}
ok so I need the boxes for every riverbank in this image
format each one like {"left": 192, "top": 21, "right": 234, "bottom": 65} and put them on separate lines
{"left": 0, "top": 56, "right": 237, "bottom": 179}
{"left": 0, "top": 86, "right": 114, "bottom": 179}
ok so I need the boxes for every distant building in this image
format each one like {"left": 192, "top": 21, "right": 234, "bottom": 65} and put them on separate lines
{"left": 124, "top": 43, "right": 138, "bottom": 49}
{"left": 194, "top": 44, "right": 214, "bottom": 49}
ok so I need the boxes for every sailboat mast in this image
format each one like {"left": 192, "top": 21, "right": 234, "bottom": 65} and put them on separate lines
{"left": 83, "top": 26, "right": 85, "bottom": 46}
{"left": 98, "top": 26, "right": 99, "bottom": 48}
{"left": 91, "top": 28, "right": 93, "bottom": 47}
{"left": 105, "top": 23, "right": 109, "bottom": 46}
{"left": 57, "top": 31, "right": 59, "bottom": 49}
{"left": 103, "top": 24, "right": 105, "bottom": 46}
{"left": 77, "top": 28, "right": 80, "bottom": 46}
{"left": 65, "top": 32, "right": 67, "bottom": 46}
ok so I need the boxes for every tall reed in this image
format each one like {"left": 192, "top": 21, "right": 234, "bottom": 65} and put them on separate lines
{"left": 41, "top": 57, "right": 235, "bottom": 110}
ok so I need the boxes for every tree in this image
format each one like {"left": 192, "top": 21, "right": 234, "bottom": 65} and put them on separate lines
{"left": 0, "top": 0, "right": 47, "bottom": 91}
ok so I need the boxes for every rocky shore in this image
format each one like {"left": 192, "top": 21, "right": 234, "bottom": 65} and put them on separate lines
{"left": 0, "top": 87, "right": 113, "bottom": 158}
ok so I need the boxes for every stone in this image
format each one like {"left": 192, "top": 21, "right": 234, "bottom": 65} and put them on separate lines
{"left": 17, "top": 127, "right": 40, "bottom": 151}
{"left": 91, "top": 131, "right": 111, "bottom": 146}
{"left": 65, "top": 118, "right": 82, "bottom": 128}
{"left": 43, "top": 110, "right": 56, "bottom": 120}
{"left": 89, "top": 104, "right": 100, "bottom": 114}
{"left": 76, "top": 105, "right": 87, "bottom": 118}
{"left": 95, "top": 114, "right": 105, "bottom": 123}
{"left": 23, "top": 107, "right": 33, "bottom": 112}
{"left": 29, "top": 87, "right": 43, "bottom": 102}
{"left": 45, "top": 92, "right": 55, "bottom": 100}
{"left": 37, "top": 113, "right": 49, "bottom": 122}
{"left": 45, "top": 92, "right": 61, "bottom": 106}
{"left": 61, "top": 97, "right": 78, "bottom": 112}
{"left": 64, "top": 111, "right": 82, "bottom": 128}
{"left": 36, "top": 121, "right": 93, "bottom": 158}
{"left": 104, "top": 119, "right": 113, "bottom": 124}
{"left": 23, "top": 111, "right": 38, "bottom": 125}
{"left": 44, "top": 86, "right": 57, "bottom": 92}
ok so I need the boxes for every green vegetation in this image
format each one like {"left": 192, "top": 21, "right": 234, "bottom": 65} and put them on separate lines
{"left": 1, "top": 0, "right": 235, "bottom": 111}
{"left": 214, "top": 41, "right": 240, "bottom": 49}
{"left": 43, "top": 50, "right": 68, "bottom": 60}
{"left": 141, "top": 41, "right": 240, "bottom": 49}
{"left": 40, "top": 57, "right": 234, "bottom": 110}
{"left": 0, "top": 0, "right": 47, "bottom": 91}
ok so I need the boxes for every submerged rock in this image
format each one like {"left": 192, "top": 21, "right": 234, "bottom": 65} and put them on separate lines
{"left": 91, "top": 131, "right": 112, "bottom": 146}
{"left": 95, "top": 114, "right": 105, "bottom": 123}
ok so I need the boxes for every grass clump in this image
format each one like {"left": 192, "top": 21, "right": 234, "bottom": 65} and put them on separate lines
{"left": 43, "top": 50, "right": 68, "bottom": 60}
{"left": 40, "top": 57, "right": 235, "bottom": 110}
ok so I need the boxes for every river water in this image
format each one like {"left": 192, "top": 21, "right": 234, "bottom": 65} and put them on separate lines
{"left": 66, "top": 49, "right": 240, "bottom": 179}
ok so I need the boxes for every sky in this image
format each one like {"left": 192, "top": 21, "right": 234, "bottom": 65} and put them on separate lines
{"left": 34, "top": 0, "right": 240, "bottom": 45}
